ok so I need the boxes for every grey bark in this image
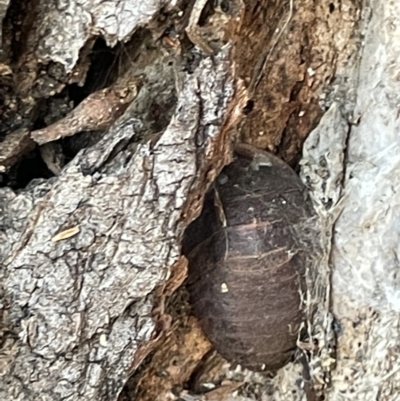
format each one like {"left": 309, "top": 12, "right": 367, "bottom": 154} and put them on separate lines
{"left": 3, "top": 0, "right": 400, "bottom": 400}
{"left": 0, "top": 1, "right": 236, "bottom": 399}
{"left": 0, "top": 50, "right": 234, "bottom": 400}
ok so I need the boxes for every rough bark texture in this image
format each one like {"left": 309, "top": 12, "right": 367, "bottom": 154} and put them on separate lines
{"left": 2, "top": 0, "right": 398, "bottom": 400}
{"left": 0, "top": 47, "right": 238, "bottom": 399}
{"left": 0, "top": 1, "right": 242, "bottom": 398}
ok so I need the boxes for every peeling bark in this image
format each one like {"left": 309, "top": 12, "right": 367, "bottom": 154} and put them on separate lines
{"left": 2, "top": 0, "right": 398, "bottom": 401}
{"left": 0, "top": 40, "right": 240, "bottom": 399}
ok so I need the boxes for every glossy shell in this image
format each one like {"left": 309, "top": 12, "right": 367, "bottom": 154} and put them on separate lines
{"left": 183, "top": 145, "right": 316, "bottom": 371}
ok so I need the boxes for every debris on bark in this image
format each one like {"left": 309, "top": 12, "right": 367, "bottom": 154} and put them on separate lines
{"left": 31, "top": 77, "right": 141, "bottom": 145}
{"left": 3, "top": 0, "right": 398, "bottom": 400}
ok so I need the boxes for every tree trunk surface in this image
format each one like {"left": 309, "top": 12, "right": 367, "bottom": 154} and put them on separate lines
{"left": 1, "top": 0, "right": 399, "bottom": 401}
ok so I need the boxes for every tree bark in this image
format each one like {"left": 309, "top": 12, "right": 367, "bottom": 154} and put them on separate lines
{"left": 1, "top": 0, "right": 399, "bottom": 401}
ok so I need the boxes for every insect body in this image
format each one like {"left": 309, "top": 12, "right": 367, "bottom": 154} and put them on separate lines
{"left": 184, "top": 145, "right": 317, "bottom": 371}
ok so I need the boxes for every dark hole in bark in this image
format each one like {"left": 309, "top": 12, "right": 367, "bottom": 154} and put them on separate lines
{"left": 1, "top": 148, "right": 53, "bottom": 189}
{"left": 243, "top": 99, "right": 255, "bottom": 114}
{"left": 68, "top": 37, "right": 121, "bottom": 106}
{"left": 61, "top": 31, "right": 149, "bottom": 160}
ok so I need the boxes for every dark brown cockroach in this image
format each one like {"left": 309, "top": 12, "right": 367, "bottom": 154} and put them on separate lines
{"left": 183, "top": 144, "right": 317, "bottom": 371}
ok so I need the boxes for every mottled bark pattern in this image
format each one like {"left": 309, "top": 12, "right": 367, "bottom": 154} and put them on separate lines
{"left": 0, "top": 49, "right": 236, "bottom": 401}
{"left": 185, "top": 145, "right": 316, "bottom": 371}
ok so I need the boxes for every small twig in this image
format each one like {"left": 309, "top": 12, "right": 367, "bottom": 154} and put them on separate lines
{"left": 31, "top": 78, "right": 141, "bottom": 146}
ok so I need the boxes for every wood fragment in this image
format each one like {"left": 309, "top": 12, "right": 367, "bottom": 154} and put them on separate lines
{"left": 0, "top": 128, "right": 35, "bottom": 172}
{"left": 51, "top": 226, "right": 80, "bottom": 242}
{"left": 129, "top": 316, "right": 212, "bottom": 401}
{"left": 31, "top": 79, "right": 141, "bottom": 145}
{"left": 39, "top": 143, "right": 65, "bottom": 175}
